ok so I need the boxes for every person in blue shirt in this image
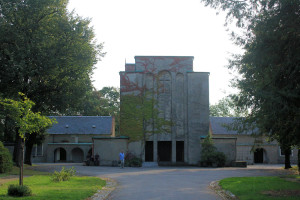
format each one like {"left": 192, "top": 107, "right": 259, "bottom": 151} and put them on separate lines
{"left": 119, "top": 150, "right": 125, "bottom": 168}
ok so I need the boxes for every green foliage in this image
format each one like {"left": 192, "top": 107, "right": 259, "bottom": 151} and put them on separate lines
{"left": 0, "top": 0, "right": 105, "bottom": 164}
{"left": 0, "top": 141, "right": 13, "bottom": 173}
{"left": 0, "top": 0, "right": 104, "bottom": 114}
{"left": 0, "top": 93, "right": 55, "bottom": 139}
{"left": 210, "top": 96, "right": 248, "bottom": 117}
{"left": 120, "top": 95, "right": 144, "bottom": 141}
{"left": 7, "top": 184, "right": 32, "bottom": 197}
{"left": 51, "top": 167, "right": 76, "bottom": 182}
{"left": 0, "top": 94, "right": 55, "bottom": 184}
{"left": 79, "top": 87, "right": 120, "bottom": 134}
{"left": 120, "top": 93, "right": 171, "bottom": 142}
{"left": 200, "top": 135, "right": 226, "bottom": 167}
{"left": 201, "top": 0, "right": 300, "bottom": 168}
{"left": 125, "top": 153, "right": 142, "bottom": 167}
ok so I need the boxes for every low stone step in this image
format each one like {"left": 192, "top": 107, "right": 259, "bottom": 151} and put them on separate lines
{"left": 142, "top": 162, "right": 159, "bottom": 167}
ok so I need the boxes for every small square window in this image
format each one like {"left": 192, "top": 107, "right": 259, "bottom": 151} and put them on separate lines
{"left": 31, "top": 144, "right": 43, "bottom": 157}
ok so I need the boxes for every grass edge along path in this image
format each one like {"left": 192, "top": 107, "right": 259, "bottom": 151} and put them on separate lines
{"left": 0, "top": 165, "right": 49, "bottom": 178}
{"left": 219, "top": 175, "right": 300, "bottom": 200}
{"left": 0, "top": 175, "right": 106, "bottom": 200}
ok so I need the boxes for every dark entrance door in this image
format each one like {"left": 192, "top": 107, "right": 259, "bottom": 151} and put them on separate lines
{"left": 176, "top": 141, "right": 184, "bottom": 162}
{"left": 254, "top": 148, "right": 264, "bottom": 163}
{"left": 54, "top": 148, "right": 66, "bottom": 163}
{"left": 158, "top": 141, "right": 172, "bottom": 162}
{"left": 145, "top": 141, "right": 154, "bottom": 161}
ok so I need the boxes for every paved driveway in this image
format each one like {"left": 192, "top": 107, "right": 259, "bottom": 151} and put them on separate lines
{"left": 34, "top": 164, "right": 291, "bottom": 200}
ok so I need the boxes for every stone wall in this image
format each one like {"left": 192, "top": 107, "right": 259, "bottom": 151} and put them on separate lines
{"left": 213, "top": 137, "right": 236, "bottom": 166}
{"left": 93, "top": 138, "right": 128, "bottom": 166}
{"left": 214, "top": 134, "right": 299, "bottom": 164}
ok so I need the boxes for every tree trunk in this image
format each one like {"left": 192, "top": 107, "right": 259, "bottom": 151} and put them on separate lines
{"left": 284, "top": 147, "right": 292, "bottom": 169}
{"left": 24, "top": 133, "right": 37, "bottom": 165}
{"left": 19, "top": 139, "right": 24, "bottom": 186}
{"left": 298, "top": 148, "right": 300, "bottom": 175}
{"left": 24, "top": 141, "right": 33, "bottom": 165}
{"left": 13, "top": 131, "right": 21, "bottom": 167}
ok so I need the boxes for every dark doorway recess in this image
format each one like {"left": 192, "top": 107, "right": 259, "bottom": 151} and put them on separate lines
{"left": 145, "top": 141, "right": 154, "bottom": 161}
{"left": 176, "top": 141, "right": 184, "bottom": 162}
{"left": 158, "top": 141, "right": 172, "bottom": 162}
{"left": 254, "top": 148, "right": 264, "bottom": 163}
{"left": 54, "top": 147, "right": 66, "bottom": 163}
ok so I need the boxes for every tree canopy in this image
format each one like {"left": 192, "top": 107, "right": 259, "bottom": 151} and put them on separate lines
{"left": 200, "top": 0, "right": 300, "bottom": 169}
{"left": 210, "top": 96, "right": 248, "bottom": 117}
{"left": 0, "top": 0, "right": 105, "bottom": 164}
{"left": 0, "top": 0, "right": 105, "bottom": 114}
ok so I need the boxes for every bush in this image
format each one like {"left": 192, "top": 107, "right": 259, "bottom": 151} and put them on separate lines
{"left": 200, "top": 135, "right": 226, "bottom": 167}
{"left": 125, "top": 152, "right": 142, "bottom": 167}
{"left": 214, "top": 151, "right": 226, "bottom": 167}
{"left": 7, "top": 184, "right": 32, "bottom": 197}
{"left": 0, "top": 141, "right": 13, "bottom": 173}
{"left": 52, "top": 167, "right": 76, "bottom": 182}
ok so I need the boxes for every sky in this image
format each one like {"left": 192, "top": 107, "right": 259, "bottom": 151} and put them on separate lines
{"left": 68, "top": 0, "right": 241, "bottom": 104}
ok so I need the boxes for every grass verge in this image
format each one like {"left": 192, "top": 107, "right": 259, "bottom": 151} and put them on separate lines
{"left": 0, "top": 165, "right": 49, "bottom": 178}
{"left": 219, "top": 176, "right": 300, "bottom": 200}
{"left": 0, "top": 175, "right": 106, "bottom": 200}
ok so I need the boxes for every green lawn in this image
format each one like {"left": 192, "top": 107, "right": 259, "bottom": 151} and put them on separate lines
{"left": 220, "top": 176, "right": 300, "bottom": 200}
{"left": 0, "top": 165, "right": 49, "bottom": 178}
{"left": 0, "top": 175, "right": 106, "bottom": 200}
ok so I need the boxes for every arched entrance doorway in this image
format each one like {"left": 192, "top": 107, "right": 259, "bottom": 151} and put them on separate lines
{"left": 54, "top": 148, "right": 66, "bottom": 162}
{"left": 254, "top": 148, "right": 264, "bottom": 163}
{"left": 71, "top": 147, "right": 84, "bottom": 163}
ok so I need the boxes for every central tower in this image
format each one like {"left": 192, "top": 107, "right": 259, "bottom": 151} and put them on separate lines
{"left": 120, "top": 56, "right": 209, "bottom": 165}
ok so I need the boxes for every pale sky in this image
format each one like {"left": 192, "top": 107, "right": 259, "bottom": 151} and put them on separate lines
{"left": 68, "top": 0, "right": 241, "bottom": 104}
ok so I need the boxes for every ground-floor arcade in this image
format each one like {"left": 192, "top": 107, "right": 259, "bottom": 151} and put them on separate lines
{"left": 46, "top": 143, "right": 92, "bottom": 163}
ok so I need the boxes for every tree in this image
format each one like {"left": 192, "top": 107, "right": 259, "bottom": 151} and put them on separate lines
{"left": 0, "top": 93, "right": 55, "bottom": 185}
{"left": 210, "top": 96, "right": 248, "bottom": 117}
{"left": 75, "top": 87, "right": 120, "bottom": 134}
{"left": 99, "top": 87, "right": 120, "bottom": 134}
{"left": 120, "top": 92, "right": 171, "bottom": 159}
{"left": 200, "top": 0, "right": 300, "bottom": 170}
{"left": 0, "top": 0, "right": 104, "bottom": 164}
{"left": 200, "top": 134, "right": 226, "bottom": 167}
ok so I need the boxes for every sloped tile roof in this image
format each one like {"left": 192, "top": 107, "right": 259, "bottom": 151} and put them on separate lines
{"left": 210, "top": 117, "right": 253, "bottom": 135}
{"left": 47, "top": 116, "right": 112, "bottom": 135}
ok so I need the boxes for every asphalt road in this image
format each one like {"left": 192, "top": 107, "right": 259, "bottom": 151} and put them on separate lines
{"left": 34, "top": 164, "right": 292, "bottom": 200}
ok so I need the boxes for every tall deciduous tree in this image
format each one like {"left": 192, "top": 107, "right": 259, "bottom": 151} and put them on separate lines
{"left": 0, "top": 0, "right": 105, "bottom": 164}
{"left": 200, "top": 0, "right": 300, "bottom": 170}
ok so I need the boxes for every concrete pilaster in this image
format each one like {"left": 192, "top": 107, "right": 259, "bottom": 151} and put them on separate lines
{"left": 172, "top": 140, "right": 176, "bottom": 163}
{"left": 154, "top": 135, "right": 158, "bottom": 162}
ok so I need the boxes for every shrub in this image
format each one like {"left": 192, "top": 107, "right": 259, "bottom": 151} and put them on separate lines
{"left": 200, "top": 135, "right": 226, "bottom": 167}
{"left": 125, "top": 152, "right": 142, "bottom": 167}
{"left": 0, "top": 141, "right": 13, "bottom": 173}
{"left": 52, "top": 167, "right": 76, "bottom": 182}
{"left": 214, "top": 151, "right": 226, "bottom": 167}
{"left": 7, "top": 184, "right": 32, "bottom": 197}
